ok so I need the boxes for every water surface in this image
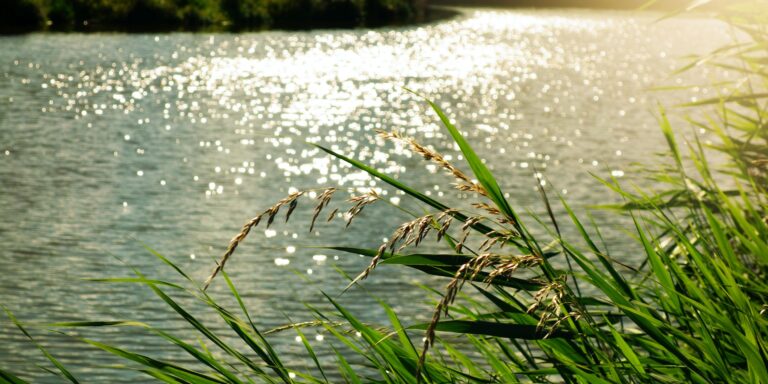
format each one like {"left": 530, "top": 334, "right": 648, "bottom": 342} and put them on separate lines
{"left": 0, "top": 8, "right": 730, "bottom": 381}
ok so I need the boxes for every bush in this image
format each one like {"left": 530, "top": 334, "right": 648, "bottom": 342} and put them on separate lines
{"left": 0, "top": 0, "right": 420, "bottom": 32}
{"left": 46, "top": 0, "right": 75, "bottom": 28}
{"left": 221, "top": 0, "right": 270, "bottom": 28}
{"left": 268, "top": 0, "right": 364, "bottom": 29}
{"left": 364, "top": 0, "right": 414, "bottom": 25}
{"left": 0, "top": 0, "right": 46, "bottom": 32}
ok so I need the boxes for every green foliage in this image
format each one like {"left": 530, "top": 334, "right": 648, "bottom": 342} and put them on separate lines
{"left": 221, "top": 0, "right": 270, "bottom": 27}
{"left": 0, "top": 0, "right": 420, "bottom": 32}
{"left": 0, "top": 0, "right": 46, "bottom": 32}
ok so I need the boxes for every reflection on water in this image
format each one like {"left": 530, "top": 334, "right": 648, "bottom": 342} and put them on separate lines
{"left": 0, "top": 8, "right": 729, "bottom": 381}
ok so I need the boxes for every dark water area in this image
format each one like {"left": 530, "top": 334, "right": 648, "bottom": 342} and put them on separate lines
{"left": 0, "top": 8, "right": 459, "bottom": 34}
{"left": 0, "top": 8, "right": 731, "bottom": 382}
{"left": 0, "top": 0, "right": 432, "bottom": 34}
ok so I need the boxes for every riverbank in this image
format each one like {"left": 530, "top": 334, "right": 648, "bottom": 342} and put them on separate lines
{"left": 0, "top": 0, "right": 428, "bottom": 33}
{"left": 431, "top": 0, "right": 692, "bottom": 10}
{"left": 2, "top": 0, "right": 700, "bottom": 34}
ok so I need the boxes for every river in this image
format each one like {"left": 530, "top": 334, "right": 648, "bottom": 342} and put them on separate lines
{"left": 0, "top": 7, "right": 730, "bottom": 382}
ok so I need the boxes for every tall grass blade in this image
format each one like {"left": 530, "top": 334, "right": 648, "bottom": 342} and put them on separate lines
{"left": 2, "top": 306, "right": 79, "bottom": 383}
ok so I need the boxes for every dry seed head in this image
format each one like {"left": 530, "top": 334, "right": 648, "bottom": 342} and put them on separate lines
{"left": 263, "top": 320, "right": 343, "bottom": 335}
{"left": 473, "top": 204, "right": 518, "bottom": 227}
{"left": 479, "top": 238, "right": 498, "bottom": 251}
{"left": 466, "top": 253, "right": 494, "bottom": 282}
{"left": 544, "top": 311, "right": 581, "bottom": 339}
{"left": 285, "top": 199, "right": 298, "bottom": 222}
{"left": 478, "top": 231, "right": 500, "bottom": 252}
{"left": 486, "top": 254, "right": 541, "bottom": 282}
{"left": 204, "top": 191, "right": 304, "bottom": 290}
{"left": 365, "top": 244, "right": 389, "bottom": 279}
{"left": 326, "top": 208, "right": 339, "bottom": 222}
{"left": 528, "top": 280, "right": 565, "bottom": 314}
{"left": 472, "top": 202, "right": 501, "bottom": 217}
{"left": 454, "top": 216, "right": 484, "bottom": 253}
{"left": 404, "top": 215, "right": 435, "bottom": 248}
{"left": 436, "top": 212, "right": 454, "bottom": 242}
{"left": 377, "top": 129, "right": 488, "bottom": 197}
{"left": 345, "top": 189, "right": 380, "bottom": 227}
{"left": 203, "top": 211, "right": 265, "bottom": 290}
{"left": 376, "top": 129, "right": 404, "bottom": 141}
{"left": 390, "top": 217, "right": 417, "bottom": 253}
{"left": 461, "top": 216, "right": 482, "bottom": 230}
{"left": 310, "top": 187, "right": 337, "bottom": 232}
{"left": 496, "top": 231, "right": 521, "bottom": 246}
{"left": 345, "top": 244, "right": 388, "bottom": 289}
{"left": 456, "top": 181, "right": 488, "bottom": 196}
{"left": 266, "top": 207, "right": 278, "bottom": 227}
{"left": 454, "top": 228, "right": 471, "bottom": 253}
{"left": 417, "top": 253, "right": 493, "bottom": 380}
{"left": 526, "top": 279, "right": 572, "bottom": 337}
{"left": 436, "top": 209, "right": 456, "bottom": 222}
{"left": 265, "top": 191, "right": 304, "bottom": 227}
{"left": 349, "top": 214, "right": 435, "bottom": 288}
{"left": 388, "top": 215, "right": 431, "bottom": 254}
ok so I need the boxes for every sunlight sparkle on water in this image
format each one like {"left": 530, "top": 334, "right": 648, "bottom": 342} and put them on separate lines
{"left": 274, "top": 258, "right": 290, "bottom": 266}
{"left": 0, "top": 14, "right": 735, "bottom": 375}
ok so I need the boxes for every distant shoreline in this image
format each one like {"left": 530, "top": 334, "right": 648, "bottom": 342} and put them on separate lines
{"left": 0, "top": 8, "right": 459, "bottom": 34}
{"left": 0, "top": 1, "right": 694, "bottom": 35}
{"left": 431, "top": 0, "right": 690, "bottom": 10}
{"left": 0, "top": 0, "right": 429, "bottom": 34}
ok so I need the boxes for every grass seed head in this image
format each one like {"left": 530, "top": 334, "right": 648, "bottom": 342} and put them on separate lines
{"left": 378, "top": 129, "right": 488, "bottom": 197}
{"left": 204, "top": 191, "right": 304, "bottom": 290}
{"left": 345, "top": 189, "right": 380, "bottom": 227}
{"left": 310, "top": 187, "right": 337, "bottom": 232}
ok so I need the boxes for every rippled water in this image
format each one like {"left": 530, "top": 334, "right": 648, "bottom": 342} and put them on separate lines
{"left": 0, "top": 8, "right": 730, "bottom": 381}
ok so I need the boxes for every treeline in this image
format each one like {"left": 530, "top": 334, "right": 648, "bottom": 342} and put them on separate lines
{"left": 430, "top": 0, "right": 693, "bottom": 10}
{"left": 1, "top": 0, "right": 423, "bottom": 33}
